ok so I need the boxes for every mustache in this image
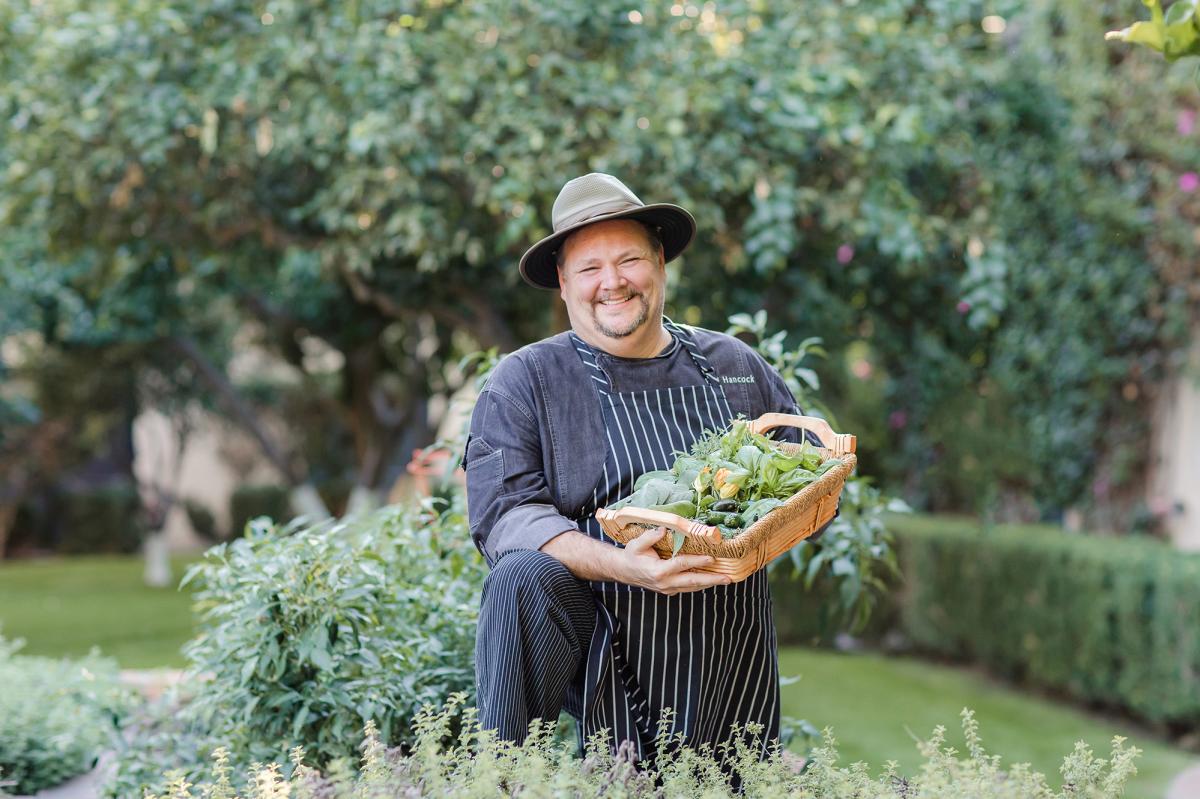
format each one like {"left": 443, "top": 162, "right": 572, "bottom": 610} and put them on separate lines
{"left": 595, "top": 291, "right": 643, "bottom": 303}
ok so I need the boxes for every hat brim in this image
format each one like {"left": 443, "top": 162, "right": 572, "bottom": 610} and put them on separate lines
{"left": 518, "top": 203, "right": 696, "bottom": 290}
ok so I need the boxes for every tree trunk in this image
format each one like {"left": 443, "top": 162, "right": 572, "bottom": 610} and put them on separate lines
{"left": 142, "top": 528, "right": 172, "bottom": 587}
{"left": 0, "top": 502, "right": 17, "bottom": 559}
{"left": 289, "top": 483, "right": 331, "bottom": 522}
{"left": 343, "top": 484, "right": 379, "bottom": 516}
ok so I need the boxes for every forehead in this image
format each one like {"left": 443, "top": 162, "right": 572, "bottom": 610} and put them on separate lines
{"left": 559, "top": 219, "right": 653, "bottom": 266}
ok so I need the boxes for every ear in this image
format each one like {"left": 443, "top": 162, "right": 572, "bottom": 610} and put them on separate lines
{"left": 557, "top": 266, "right": 567, "bottom": 301}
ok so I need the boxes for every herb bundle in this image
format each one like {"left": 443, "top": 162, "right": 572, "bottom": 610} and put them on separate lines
{"left": 609, "top": 419, "right": 843, "bottom": 553}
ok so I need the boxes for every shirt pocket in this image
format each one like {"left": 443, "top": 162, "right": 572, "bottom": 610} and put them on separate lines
{"left": 464, "top": 436, "right": 504, "bottom": 534}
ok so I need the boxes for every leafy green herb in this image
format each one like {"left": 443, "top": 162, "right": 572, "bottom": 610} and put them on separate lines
{"left": 611, "top": 419, "right": 838, "bottom": 543}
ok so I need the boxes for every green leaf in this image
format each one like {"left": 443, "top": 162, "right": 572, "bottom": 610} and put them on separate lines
{"left": 671, "top": 531, "right": 685, "bottom": 557}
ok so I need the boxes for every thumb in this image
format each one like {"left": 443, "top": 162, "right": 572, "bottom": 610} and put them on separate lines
{"left": 625, "top": 525, "right": 668, "bottom": 555}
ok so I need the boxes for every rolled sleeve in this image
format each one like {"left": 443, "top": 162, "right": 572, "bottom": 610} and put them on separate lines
{"left": 464, "top": 371, "right": 578, "bottom": 566}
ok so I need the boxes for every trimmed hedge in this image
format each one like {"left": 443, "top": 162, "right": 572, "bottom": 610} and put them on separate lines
{"left": 889, "top": 514, "right": 1200, "bottom": 728}
{"left": 227, "top": 484, "right": 290, "bottom": 538}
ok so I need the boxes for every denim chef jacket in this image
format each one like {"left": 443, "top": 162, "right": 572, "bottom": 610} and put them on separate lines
{"left": 463, "top": 324, "right": 823, "bottom": 565}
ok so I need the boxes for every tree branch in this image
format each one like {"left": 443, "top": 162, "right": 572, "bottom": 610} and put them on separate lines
{"left": 169, "top": 334, "right": 301, "bottom": 484}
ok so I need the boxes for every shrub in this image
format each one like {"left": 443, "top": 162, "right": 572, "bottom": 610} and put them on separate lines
{"left": 227, "top": 485, "right": 291, "bottom": 538}
{"left": 57, "top": 483, "right": 143, "bottom": 555}
{"left": 108, "top": 499, "right": 486, "bottom": 797}
{"left": 142, "top": 697, "right": 1140, "bottom": 799}
{"left": 890, "top": 514, "right": 1200, "bottom": 727}
{"left": 183, "top": 498, "right": 218, "bottom": 542}
{"left": 0, "top": 637, "right": 132, "bottom": 795}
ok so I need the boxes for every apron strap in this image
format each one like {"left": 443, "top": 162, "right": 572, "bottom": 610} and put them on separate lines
{"left": 569, "top": 331, "right": 614, "bottom": 397}
{"left": 662, "top": 317, "right": 723, "bottom": 388}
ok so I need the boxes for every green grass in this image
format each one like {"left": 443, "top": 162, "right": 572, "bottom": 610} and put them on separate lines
{"left": 0, "top": 555, "right": 1193, "bottom": 794}
{"left": 0, "top": 554, "right": 199, "bottom": 668}
{"left": 781, "top": 647, "right": 1196, "bottom": 797}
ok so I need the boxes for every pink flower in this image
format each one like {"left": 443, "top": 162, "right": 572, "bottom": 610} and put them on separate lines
{"left": 956, "top": 300, "right": 971, "bottom": 315}
{"left": 1179, "top": 110, "right": 1196, "bottom": 136}
{"left": 888, "top": 410, "right": 908, "bottom": 430}
{"left": 836, "top": 244, "right": 854, "bottom": 264}
{"left": 1180, "top": 172, "right": 1199, "bottom": 193}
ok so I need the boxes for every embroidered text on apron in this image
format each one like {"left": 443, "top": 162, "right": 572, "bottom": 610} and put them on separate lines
{"left": 567, "top": 320, "right": 780, "bottom": 762}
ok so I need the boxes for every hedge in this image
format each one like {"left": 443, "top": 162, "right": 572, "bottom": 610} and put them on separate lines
{"left": 889, "top": 514, "right": 1200, "bottom": 728}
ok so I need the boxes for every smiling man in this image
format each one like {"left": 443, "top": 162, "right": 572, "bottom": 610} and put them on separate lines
{"left": 464, "top": 173, "right": 815, "bottom": 762}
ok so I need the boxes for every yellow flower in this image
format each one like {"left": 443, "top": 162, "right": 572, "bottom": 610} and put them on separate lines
{"left": 713, "top": 467, "right": 731, "bottom": 489}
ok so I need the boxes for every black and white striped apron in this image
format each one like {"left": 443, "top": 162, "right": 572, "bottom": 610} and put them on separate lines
{"left": 569, "top": 321, "right": 780, "bottom": 761}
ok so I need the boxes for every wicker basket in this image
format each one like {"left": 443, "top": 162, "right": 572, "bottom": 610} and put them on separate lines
{"left": 594, "top": 413, "right": 857, "bottom": 582}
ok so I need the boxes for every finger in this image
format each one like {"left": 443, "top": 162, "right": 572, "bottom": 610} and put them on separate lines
{"left": 661, "top": 554, "right": 716, "bottom": 573}
{"left": 625, "top": 525, "right": 668, "bottom": 555}
{"left": 661, "top": 571, "right": 732, "bottom": 593}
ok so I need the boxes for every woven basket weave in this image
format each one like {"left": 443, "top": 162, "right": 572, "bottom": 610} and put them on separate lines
{"left": 594, "top": 413, "right": 857, "bottom": 582}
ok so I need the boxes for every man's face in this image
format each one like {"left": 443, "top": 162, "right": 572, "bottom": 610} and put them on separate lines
{"left": 556, "top": 219, "right": 665, "bottom": 342}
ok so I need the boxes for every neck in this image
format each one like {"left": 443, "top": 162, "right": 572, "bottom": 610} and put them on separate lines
{"left": 575, "top": 318, "right": 671, "bottom": 359}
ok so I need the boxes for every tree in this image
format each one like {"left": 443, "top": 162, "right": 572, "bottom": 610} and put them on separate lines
{"left": 2, "top": 0, "right": 1196, "bottom": 530}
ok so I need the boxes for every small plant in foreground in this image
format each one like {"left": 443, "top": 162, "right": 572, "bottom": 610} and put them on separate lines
{"left": 144, "top": 698, "right": 1140, "bottom": 799}
{"left": 0, "top": 636, "right": 132, "bottom": 795}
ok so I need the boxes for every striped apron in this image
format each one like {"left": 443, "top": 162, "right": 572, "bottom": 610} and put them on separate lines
{"left": 568, "top": 321, "right": 780, "bottom": 761}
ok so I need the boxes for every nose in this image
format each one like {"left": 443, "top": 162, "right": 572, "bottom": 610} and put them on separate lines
{"left": 597, "top": 263, "right": 627, "bottom": 291}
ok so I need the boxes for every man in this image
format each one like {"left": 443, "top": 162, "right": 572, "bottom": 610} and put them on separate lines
{"left": 464, "top": 173, "right": 816, "bottom": 760}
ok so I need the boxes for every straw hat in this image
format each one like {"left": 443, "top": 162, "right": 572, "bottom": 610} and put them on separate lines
{"left": 519, "top": 173, "right": 696, "bottom": 289}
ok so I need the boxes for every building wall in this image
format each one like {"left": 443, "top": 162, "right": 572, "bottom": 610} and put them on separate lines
{"left": 132, "top": 407, "right": 278, "bottom": 553}
{"left": 1149, "top": 329, "right": 1200, "bottom": 550}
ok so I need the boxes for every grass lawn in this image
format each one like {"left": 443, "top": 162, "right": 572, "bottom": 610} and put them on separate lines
{"left": 0, "top": 554, "right": 199, "bottom": 668}
{"left": 781, "top": 647, "right": 1196, "bottom": 797}
{"left": 0, "top": 555, "right": 1193, "bottom": 794}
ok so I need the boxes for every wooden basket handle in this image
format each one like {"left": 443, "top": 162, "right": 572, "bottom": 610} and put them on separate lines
{"left": 747, "top": 413, "right": 857, "bottom": 457}
{"left": 594, "top": 507, "right": 722, "bottom": 544}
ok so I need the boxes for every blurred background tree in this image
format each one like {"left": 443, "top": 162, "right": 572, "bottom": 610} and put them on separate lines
{"left": 1, "top": 0, "right": 1197, "bottom": 555}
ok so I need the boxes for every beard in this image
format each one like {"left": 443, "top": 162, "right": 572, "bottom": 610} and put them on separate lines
{"left": 590, "top": 292, "right": 653, "bottom": 339}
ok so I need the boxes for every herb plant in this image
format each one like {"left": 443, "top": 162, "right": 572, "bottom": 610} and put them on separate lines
{"left": 142, "top": 699, "right": 1140, "bottom": 799}
{"left": 610, "top": 419, "right": 844, "bottom": 549}
{"left": 0, "top": 637, "right": 132, "bottom": 795}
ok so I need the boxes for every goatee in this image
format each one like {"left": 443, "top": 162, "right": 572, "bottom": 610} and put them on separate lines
{"left": 592, "top": 293, "right": 651, "bottom": 339}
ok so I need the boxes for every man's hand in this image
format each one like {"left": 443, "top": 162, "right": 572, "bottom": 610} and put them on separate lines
{"left": 540, "top": 528, "right": 731, "bottom": 595}
{"left": 617, "top": 526, "right": 732, "bottom": 595}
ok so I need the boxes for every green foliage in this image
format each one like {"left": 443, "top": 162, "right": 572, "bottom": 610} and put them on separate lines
{"left": 183, "top": 498, "right": 218, "bottom": 542}
{"left": 728, "top": 313, "right": 903, "bottom": 633}
{"left": 0, "top": 637, "right": 133, "bottom": 795}
{"left": 612, "top": 420, "right": 841, "bottom": 542}
{"left": 891, "top": 514, "right": 1200, "bottom": 727}
{"left": 57, "top": 483, "right": 144, "bottom": 554}
{"left": 1107, "top": 0, "right": 1200, "bottom": 60}
{"left": 2, "top": 0, "right": 1195, "bottom": 524}
{"left": 142, "top": 697, "right": 1139, "bottom": 799}
{"left": 227, "top": 485, "right": 291, "bottom": 539}
{"left": 108, "top": 501, "right": 485, "bottom": 795}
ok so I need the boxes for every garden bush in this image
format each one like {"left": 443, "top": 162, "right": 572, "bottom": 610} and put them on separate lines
{"left": 142, "top": 696, "right": 1140, "bottom": 799}
{"left": 227, "top": 485, "right": 292, "bottom": 539}
{"left": 5, "top": 483, "right": 142, "bottom": 556}
{"left": 890, "top": 514, "right": 1200, "bottom": 728}
{"left": 184, "top": 500, "right": 484, "bottom": 760}
{"left": 108, "top": 499, "right": 486, "bottom": 797}
{"left": 0, "top": 637, "right": 132, "bottom": 795}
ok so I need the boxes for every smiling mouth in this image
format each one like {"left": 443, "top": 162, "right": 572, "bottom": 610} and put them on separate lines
{"left": 598, "top": 296, "right": 635, "bottom": 307}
